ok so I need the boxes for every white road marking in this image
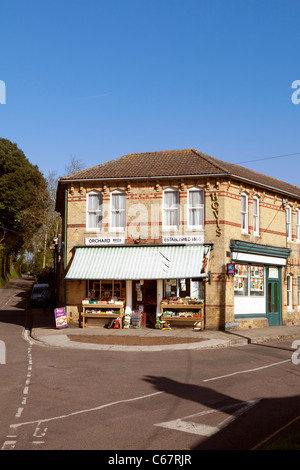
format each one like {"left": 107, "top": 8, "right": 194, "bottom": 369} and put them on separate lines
{"left": 1, "top": 344, "right": 35, "bottom": 450}
{"left": 203, "top": 359, "right": 290, "bottom": 382}
{"left": 155, "top": 400, "right": 260, "bottom": 437}
{"left": 9, "top": 391, "right": 163, "bottom": 430}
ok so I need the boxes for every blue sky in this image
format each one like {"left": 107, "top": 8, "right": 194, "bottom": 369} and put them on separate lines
{"left": 1, "top": 0, "right": 300, "bottom": 186}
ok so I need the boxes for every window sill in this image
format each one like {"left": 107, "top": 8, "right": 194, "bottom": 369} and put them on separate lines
{"left": 85, "top": 228, "right": 103, "bottom": 233}
{"left": 186, "top": 227, "right": 204, "bottom": 232}
{"left": 162, "top": 227, "right": 180, "bottom": 233}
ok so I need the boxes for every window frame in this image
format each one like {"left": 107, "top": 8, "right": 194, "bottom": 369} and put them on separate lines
{"left": 234, "top": 263, "right": 265, "bottom": 298}
{"left": 287, "top": 274, "right": 293, "bottom": 311}
{"left": 296, "top": 208, "right": 300, "bottom": 243}
{"left": 241, "top": 193, "right": 248, "bottom": 234}
{"left": 286, "top": 205, "right": 292, "bottom": 241}
{"left": 253, "top": 196, "right": 259, "bottom": 236}
{"left": 163, "top": 187, "right": 180, "bottom": 230}
{"left": 187, "top": 187, "right": 204, "bottom": 230}
{"left": 110, "top": 189, "right": 126, "bottom": 231}
{"left": 86, "top": 190, "right": 103, "bottom": 231}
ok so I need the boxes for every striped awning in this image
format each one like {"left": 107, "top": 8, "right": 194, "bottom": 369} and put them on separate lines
{"left": 65, "top": 245, "right": 210, "bottom": 280}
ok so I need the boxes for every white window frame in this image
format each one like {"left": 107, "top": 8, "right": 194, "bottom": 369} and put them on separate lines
{"left": 110, "top": 190, "right": 126, "bottom": 231}
{"left": 187, "top": 187, "right": 204, "bottom": 229}
{"left": 241, "top": 193, "right": 248, "bottom": 233}
{"left": 163, "top": 187, "right": 180, "bottom": 230}
{"left": 297, "top": 276, "right": 300, "bottom": 307}
{"left": 253, "top": 196, "right": 259, "bottom": 236}
{"left": 286, "top": 205, "right": 292, "bottom": 241}
{"left": 86, "top": 191, "right": 102, "bottom": 231}
{"left": 287, "top": 274, "right": 293, "bottom": 311}
{"left": 296, "top": 208, "right": 300, "bottom": 243}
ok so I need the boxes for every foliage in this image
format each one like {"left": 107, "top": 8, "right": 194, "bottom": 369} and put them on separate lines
{"left": 0, "top": 138, "right": 50, "bottom": 256}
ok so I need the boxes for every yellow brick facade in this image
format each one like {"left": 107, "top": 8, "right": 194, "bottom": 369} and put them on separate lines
{"left": 57, "top": 173, "right": 300, "bottom": 330}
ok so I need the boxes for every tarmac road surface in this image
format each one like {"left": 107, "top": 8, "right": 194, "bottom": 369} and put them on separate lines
{"left": 1, "top": 276, "right": 300, "bottom": 452}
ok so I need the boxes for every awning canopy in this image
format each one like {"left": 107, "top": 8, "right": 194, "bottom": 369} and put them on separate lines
{"left": 65, "top": 245, "right": 211, "bottom": 280}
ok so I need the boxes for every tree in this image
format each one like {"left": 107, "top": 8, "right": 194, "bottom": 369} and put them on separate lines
{"left": 0, "top": 138, "right": 50, "bottom": 263}
{"left": 64, "top": 154, "right": 85, "bottom": 175}
{"left": 29, "top": 155, "right": 85, "bottom": 275}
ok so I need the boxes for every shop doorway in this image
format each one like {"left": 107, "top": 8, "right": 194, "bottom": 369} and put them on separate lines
{"left": 133, "top": 280, "right": 157, "bottom": 327}
{"left": 266, "top": 267, "right": 282, "bottom": 326}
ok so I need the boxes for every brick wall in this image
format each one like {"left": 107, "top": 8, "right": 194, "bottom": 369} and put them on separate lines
{"left": 62, "top": 176, "right": 300, "bottom": 328}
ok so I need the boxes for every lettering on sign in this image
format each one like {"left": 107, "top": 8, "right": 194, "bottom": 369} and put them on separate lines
{"left": 162, "top": 235, "right": 204, "bottom": 244}
{"left": 85, "top": 237, "right": 125, "bottom": 246}
{"left": 211, "top": 192, "right": 222, "bottom": 237}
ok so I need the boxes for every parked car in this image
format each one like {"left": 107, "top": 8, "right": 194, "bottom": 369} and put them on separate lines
{"left": 31, "top": 283, "right": 50, "bottom": 307}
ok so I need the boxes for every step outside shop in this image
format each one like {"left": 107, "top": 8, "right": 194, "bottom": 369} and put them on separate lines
{"left": 54, "top": 149, "right": 300, "bottom": 330}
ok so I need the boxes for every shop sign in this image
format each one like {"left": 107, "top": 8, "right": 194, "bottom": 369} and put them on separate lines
{"left": 162, "top": 235, "right": 204, "bottom": 244}
{"left": 227, "top": 263, "right": 235, "bottom": 275}
{"left": 85, "top": 237, "right": 125, "bottom": 246}
{"left": 54, "top": 307, "right": 68, "bottom": 328}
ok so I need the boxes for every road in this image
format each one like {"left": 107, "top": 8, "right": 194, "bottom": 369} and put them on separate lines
{"left": 0, "top": 277, "right": 300, "bottom": 453}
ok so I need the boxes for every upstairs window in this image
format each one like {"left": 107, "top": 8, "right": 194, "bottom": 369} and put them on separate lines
{"left": 111, "top": 190, "right": 126, "bottom": 230}
{"left": 87, "top": 191, "right": 102, "bottom": 230}
{"left": 287, "top": 275, "right": 293, "bottom": 310}
{"left": 163, "top": 188, "right": 180, "bottom": 229}
{"left": 241, "top": 193, "right": 248, "bottom": 233}
{"left": 296, "top": 208, "right": 300, "bottom": 242}
{"left": 188, "top": 187, "right": 204, "bottom": 229}
{"left": 286, "top": 205, "right": 292, "bottom": 241}
{"left": 253, "top": 196, "right": 259, "bottom": 236}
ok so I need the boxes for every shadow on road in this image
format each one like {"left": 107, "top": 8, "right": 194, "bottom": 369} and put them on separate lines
{"left": 144, "top": 375, "right": 300, "bottom": 450}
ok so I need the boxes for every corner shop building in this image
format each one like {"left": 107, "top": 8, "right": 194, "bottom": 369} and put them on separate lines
{"left": 55, "top": 149, "right": 300, "bottom": 330}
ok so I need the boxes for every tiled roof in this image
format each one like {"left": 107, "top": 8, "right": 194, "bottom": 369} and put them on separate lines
{"left": 59, "top": 148, "right": 300, "bottom": 198}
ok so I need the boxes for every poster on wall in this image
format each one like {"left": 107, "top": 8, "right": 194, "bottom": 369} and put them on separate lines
{"left": 234, "top": 264, "right": 248, "bottom": 292}
{"left": 54, "top": 307, "right": 68, "bottom": 328}
{"left": 250, "top": 265, "right": 264, "bottom": 293}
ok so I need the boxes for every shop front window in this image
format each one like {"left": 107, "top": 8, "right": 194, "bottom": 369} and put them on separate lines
{"left": 88, "top": 280, "right": 125, "bottom": 300}
{"left": 234, "top": 264, "right": 265, "bottom": 297}
{"left": 164, "top": 278, "right": 204, "bottom": 301}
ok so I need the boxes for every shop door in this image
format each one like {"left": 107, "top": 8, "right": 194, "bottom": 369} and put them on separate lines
{"left": 133, "top": 280, "right": 157, "bottom": 326}
{"left": 267, "top": 279, "right": 281, "bottom": 326}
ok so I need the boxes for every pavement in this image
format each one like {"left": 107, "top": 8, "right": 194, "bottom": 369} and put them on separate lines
{"left": 27, "top": 309, "right": 300, "bottom": 352}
